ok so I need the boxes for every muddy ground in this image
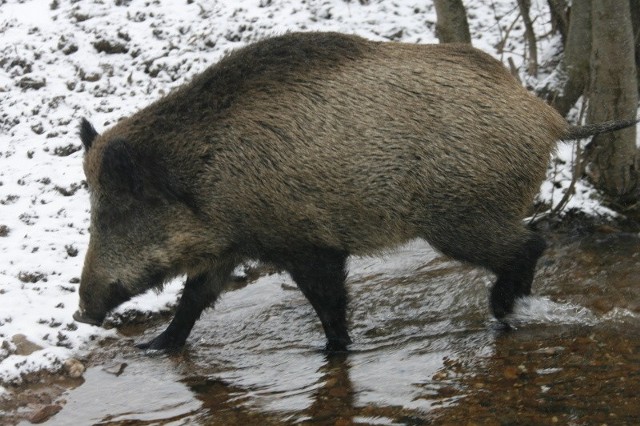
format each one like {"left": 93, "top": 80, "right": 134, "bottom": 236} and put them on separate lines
{"left": 1, "top": 215, "right": 639, "bottom": 425}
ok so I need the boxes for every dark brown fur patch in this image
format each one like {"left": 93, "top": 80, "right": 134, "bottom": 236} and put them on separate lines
{"left": 98, "top": 139, "right": 198, "bottom": 212}
{"left": 128, "top": 32, "right": 373, "bottom": 137}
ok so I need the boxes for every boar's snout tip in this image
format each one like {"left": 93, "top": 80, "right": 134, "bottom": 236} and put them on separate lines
{"left": 73, "top": 310, "right": 104, "bottom": 326}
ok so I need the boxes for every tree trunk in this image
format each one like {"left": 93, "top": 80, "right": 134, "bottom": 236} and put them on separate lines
{"left": 586, "top": 0, "right": 639, "bottom": 205}
{"left": 517, "top": 0, "right": 538, "bottom": 76}
{"left": 433, "top": 0, "right": 471, "bottom": 44}
{"left": 552, "top": 0, "right": 591, "bottom": 116}
{"left": 630, "top": 0, "right": 640, "bottom": 91}
{"left": 547, "top": 0, "right": 569, "bottom": 43}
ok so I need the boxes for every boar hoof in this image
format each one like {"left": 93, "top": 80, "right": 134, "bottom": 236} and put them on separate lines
{"left": 136, "top": 330, "right": 186, "bottom": 353}
{"left": 73, "top": 310, "right": 104, "bottom": 326}
{"left": 490, "top": 295, "right": 515, "bottom": 321}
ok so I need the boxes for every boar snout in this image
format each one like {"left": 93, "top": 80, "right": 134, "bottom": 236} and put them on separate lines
{"left": 75, "top": 277, "right": 133, "bottom": 327}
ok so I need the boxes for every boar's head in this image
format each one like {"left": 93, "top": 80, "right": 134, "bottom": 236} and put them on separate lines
{"left": 73, "top": 118, "right": 207, "bottom": 326}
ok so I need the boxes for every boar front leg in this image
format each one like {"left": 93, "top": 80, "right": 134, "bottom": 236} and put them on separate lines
{"left": 137, "top": 261, "right": 235, "bottom": 351}
{"left": 286, "top": 247, "right": 351, "bottom": 352}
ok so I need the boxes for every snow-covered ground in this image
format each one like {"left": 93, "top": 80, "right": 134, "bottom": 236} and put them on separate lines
{"left": 0, "top": 0, "right": 622, "bottom": 387}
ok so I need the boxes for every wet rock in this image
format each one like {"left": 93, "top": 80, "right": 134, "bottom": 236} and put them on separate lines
{"left": 533, "top": 346, "right": 565, "bottom": 356}
{"left": 72, "top": 12, "right": 91, "bottom": 22}
{"left": 93, "top": 39, "right": 128, "bottom": 54}
{"left": 52, "top": 144, "right": 82, "bottom": 157}
{"left": 436, "top": 386, "right": 458, "bottom": 397}
{"left": 18, "top": 272, "right": 47, "bottom": 283}
{"left": 103, "top": 362, "right": 127, "bottom": 376}
{"left": 503, "top": 366, "right": 519, "bottom": 380}
{"left": 432, "top": 370, "right": 448, "bottom": 381}
{"left": 63, "top": 358, "right": 85, "bottom": 378}
{"left": 12, "top": 334, "right": 43, "bottom": 356}
{"left": 54, "top": 182, "right": 84, "bottom": 196}
{"left": 1, "top": 339, "right": 12, "bottom": 359}
{"left": 79, "top": 69, "right": 101, "bottom": 82}
{"left": 17, "top": 77, "right": 46, "bottom": 90}
{"left": 57, "top": 35, "right": 78, "bottom": 55}
{"left": 28, "top": 404, "right": 62, "bottom": 423}
{"left": 65, "top": 245, "right": 79, "bottom": 257}
{"left": 31, "top": 123, "right": 44, "bottom": 135}
{"left": 502, "top": 365, "right": 527, "bottom": 380}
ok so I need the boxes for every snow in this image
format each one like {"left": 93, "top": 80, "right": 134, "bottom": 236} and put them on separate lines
{"left": 0, "top": 0, "right": 624, "bottom": 383}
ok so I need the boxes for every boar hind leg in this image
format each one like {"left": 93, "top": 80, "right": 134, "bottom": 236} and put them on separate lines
{"left": 286, "top": 248, "right": 351, "bottom": 352}
{"left": 489, "top": 232, "right": 546, "bottom": 320}
{"left": 137, "top": 264, "right": 234, "bottom": 351}
{"left": 427, "top": 221, "right": 546, "bottom": 321}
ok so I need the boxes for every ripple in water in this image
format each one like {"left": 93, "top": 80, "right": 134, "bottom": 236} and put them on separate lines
{"left": 508, "top": 296, "right": 639, "bottom": 328}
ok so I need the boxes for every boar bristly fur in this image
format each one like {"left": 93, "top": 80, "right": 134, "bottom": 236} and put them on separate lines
{"left": 74, "top": 32, "right": 637, "bottom": 352}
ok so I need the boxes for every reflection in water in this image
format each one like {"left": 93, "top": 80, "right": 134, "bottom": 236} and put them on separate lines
{"left": 428, "top": 230, "right": 640, "bottom": 425}
{"left": 48, "top": 233, "right": 640, "bottom": 424}
{"left": 47, "top": 358, "right": 201, "bottom": 425}
{"left": 432, "top": 322, "right": 640, "bottom": 425}
{"left": 306, "top": 353, "right": 354, "bottom": 424}
{"left": 177, "top": 241, "right": 494, "bottom": 421}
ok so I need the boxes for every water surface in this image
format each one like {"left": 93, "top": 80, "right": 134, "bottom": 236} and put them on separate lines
{"left": 48, "top": 231, "right": 640, "bottom": 425}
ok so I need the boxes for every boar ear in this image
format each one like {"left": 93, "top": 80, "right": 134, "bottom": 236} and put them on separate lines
{"left": 79, "top": 118, "right": 99, "bottom": 151}
{"left": 100, "top": 139, "right": 144, "bottom": 195}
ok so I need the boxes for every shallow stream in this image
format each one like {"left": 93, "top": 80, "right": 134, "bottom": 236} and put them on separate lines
{"left": 26, "top": 227, "right": 640, "bottom": 424}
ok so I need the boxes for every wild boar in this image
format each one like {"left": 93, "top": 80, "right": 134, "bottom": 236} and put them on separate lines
{"left": 73, "top": 32, "right": 638, "bottom": 352}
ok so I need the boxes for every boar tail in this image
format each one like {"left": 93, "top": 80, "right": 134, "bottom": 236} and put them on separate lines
{"left": 561, "top": 118, "right": 640, "bottom": 141}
